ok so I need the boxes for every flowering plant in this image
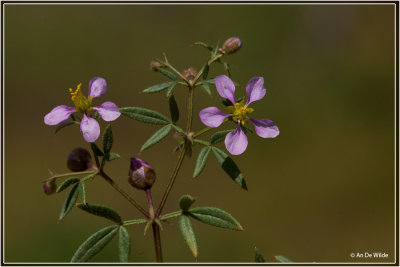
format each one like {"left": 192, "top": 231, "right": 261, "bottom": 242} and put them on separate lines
{"left": 42, "top": 38, "right": 285, "bottom": 263}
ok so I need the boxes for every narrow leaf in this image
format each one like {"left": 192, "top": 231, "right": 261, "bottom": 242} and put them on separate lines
{"left": 179, "top": 215, "right": 198, "bottom": 259}
{"left": 80, "top": 182, "right": 86, "bottom": 205}
{"left": 168, "top": 94, "right": 179, "bottom": 123}
{"left": 158, "top": 67, "right": 177, "bottom": 80}
{"left": 90, "top": 143, "right": 104, "bottom": 157}
{"left": 210, "top": 130, "right": 233, "bottom": 145}
{"left": 56, "top": 177, "right": 80, "bottom": 193}
{"left": 201, "top": 81, "right": 211, "bottom": 95}
{"left": 106, "top": 152, "right": 120, "bottom": 161}
{"left": 102, "top": 124, "right": 113, "bottom": 154}
{"left": 179, "top": 194, "right": 196, "bottom": 211}
{"left": 212, "top": 147, "right": 247, "bottom": 190}
{"left": 71, "top": 225, "right": 118, "bottom": 262}
{"left": 143, "top": 81, "right": 176, "bottom": 93}
{"left": 193, "top": 41, "right": 214, "bottom": 51}
{"left": 55, "top": 120, "right": 79, "bottom": 133}
{"left": 119, "top": 226, "right": 131, "bottom": 262}
{"left": 275, "top": 255, "right": 293, "bottom": 262}
{"left": 59, "top": 183, "right": 80, "bottom": 220}
{"left": 193, "top": 139, "right": 210, "bottom": 146}
{"left": 77, "top": 203, "right": 122, "bottom": 224}
{"left": 141, "top": 124, "right": 172, "bottom": 152}
{"left": 166, "top": 81, "right": 178, "bottom": 97}
{"left": 188, "top": 206, "right": 243, "bottom": 231}
{"left": 193, "top": 146, "right": 211, "bottom": 178}
{"left": 255, "top": 247, "right": 266, "bottom": 262}
{"left": 172, "top": 124, "right": 185, "bottom": 135}
{"left": 202, "top": 64, "right": 209, "bottom": 80}
{"left": 120, "top": 107, "right": 170, "bottom": 125}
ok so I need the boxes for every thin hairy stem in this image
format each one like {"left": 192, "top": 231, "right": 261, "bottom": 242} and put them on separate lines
{"left": 162, "top": 61, "right": 188, "bottom": 83}
{"left": 193, "top": 53, "right": 224, "bottom": 84}
{"left": 152, "top": 223, "right": 163, "bottom": 262}
{"left": 43, "top": 169, "right": 97, "bottom": 182}
{"left": 99, "top": 170, "right": 149, "bottom": 217}
{"left": 193, "top": 126, "right": 214, "bottom": 138}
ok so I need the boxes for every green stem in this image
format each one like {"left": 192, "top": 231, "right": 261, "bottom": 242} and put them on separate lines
{"left": 123, "top": 218, "right": 147, "bottom": 226}
{"left": 160, "top": 210, "right": 182, "bottom": 220}
{"left": 43, "top": 169, "right": 97, "bottom": 181}
{"left": 193, "top": 127, "right": 213, "bottom": 138}
{"left": 99, "top": 170, "right": 149, "bottom": 218}
{"left": 193, "top": 53, "right": 224, "bottom": 85}
{"left": 162, "top": 61, "right": 188, "bottom": 83}
{"left": 186, "top": 86, "right": 195, "bottom": 133}
{"left": 146, "top": 189, "right": 155, "bottom": 220}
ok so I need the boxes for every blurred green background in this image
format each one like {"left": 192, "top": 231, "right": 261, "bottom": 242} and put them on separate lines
{"left": 4, "top": 3, "right": 395, "bottom": 263}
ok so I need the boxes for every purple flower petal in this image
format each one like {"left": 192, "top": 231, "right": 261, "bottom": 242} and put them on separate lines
{"left": 199, "top": 107, "right": 230, "bottom": 127}
{"left": 215, "top": 75, "right": 236, "bottom": 105}
{"left": 92, "top": 101, "right": 121, "bottom": 122}
{"left": 80, "top": 114, "right": 100, "bottom": 142}
{"left": 88, "top": 77, "right": 107, "bottom": 98}
{"left": 250, "top": 118, "right": 279, "bottom": 138}
{"left": 225, "top": 124, "right": 248, "bottom": 155}
{"left": 44, "top": 105, "right": 75, "bottom": 125}
{"left": 246, "top": 77, "right": 266, "bottom": 105}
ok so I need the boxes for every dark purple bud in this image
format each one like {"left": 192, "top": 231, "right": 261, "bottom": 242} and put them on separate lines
{"left": 222, "top": 37, "right": 242, "bottom": 54}
{"left": 128, "top": 158, "right": 156, "bottom": 190}
{"left": 182, "top": 67, "right": 197, "bottom": 81}
{"left": 67, "top": 147, "right": 92, "bottom": 172}
{"left": 150, "top": 60, "right": 161, "bottom": 71}
{"left": 42, "top": 180, "right": 57, "bottom": 195}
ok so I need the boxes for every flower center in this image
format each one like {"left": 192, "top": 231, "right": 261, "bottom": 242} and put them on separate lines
{"left": 69, "top": 83, "right": 93, "bottom": 113}
{"left": 227, "top": 100, "right": 254, "bottom": 125}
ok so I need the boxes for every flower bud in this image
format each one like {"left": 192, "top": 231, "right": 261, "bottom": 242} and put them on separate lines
{"left": 150, "top": 60, "right": 161, "bottom": 71}
{"left": 222, "top": 37, "right": 242, "bottom": 54}
{"left": 42, "top": 180, "right": 57, "bottom": 195}
{"left": 128, "top": 158, "right": 156, "bottom": 190}
{"left": 67, "top": 147, "right": 92, "bottom": 172}
{"left": 182, "top": 67, "right": 197, "bottom": 81}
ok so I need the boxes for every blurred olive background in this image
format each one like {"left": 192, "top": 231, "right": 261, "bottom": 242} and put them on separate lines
{"left": 4, "top": 3, "right": 395, "bottom": 263}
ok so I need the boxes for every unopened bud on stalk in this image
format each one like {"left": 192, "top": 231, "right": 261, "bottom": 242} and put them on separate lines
{"left": 150, "top": 60, "right": 161, "bottom": 71}
{"left": 182, "top": 67, "right": 197, "bottom": 81}
{"left": 221, "top": 37, "right": 242, "bottom": 54}
{"left": 128, "top": 158, "right": 156, "bottom": 190}
{"left": 42, "top": 180, "right": 57, "bottom": 195}
{"left": 67, "top": 147, "right": 92, "bottom": 172}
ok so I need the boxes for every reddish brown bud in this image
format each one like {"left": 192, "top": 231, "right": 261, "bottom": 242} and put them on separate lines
{"left": 150, "top": 60, "right": 161, "bottom": 71}
{"left": 67, "top": 147, "right": 92, "bottom": 172}
{"left": 128, "top": 158, "right": 156, "bottom": 190}
{"left": 222, "top": 37, "right": 242, "bottom": 54}
{"left": 42, "top": 180, "right": 57, "bottom": 195}
{"left": 182, "top": 67, "right": 197, "bottom": 81}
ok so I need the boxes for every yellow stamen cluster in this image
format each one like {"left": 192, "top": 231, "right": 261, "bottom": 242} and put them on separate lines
{"left": 68, "top": 83, "right": 92, "bottom": 113}
{"left": 227, "top": 100, "right": 254, "bottom": 126}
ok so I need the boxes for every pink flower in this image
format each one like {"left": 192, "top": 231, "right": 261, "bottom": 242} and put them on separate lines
{"left": 199, "top": 75, "right": 279, "bottom": 155}
{"left": 44, "top": 77, "right": 120, "bottom": 142}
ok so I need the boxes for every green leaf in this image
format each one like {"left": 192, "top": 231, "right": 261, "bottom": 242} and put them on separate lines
{"left": 56, "top": 177, "right": 80, "bottom": 193}
{"left": 193, "top": 146, "right": 211, "bottom": 178}
{"left": 275, "top": 255, "right": 293, "bottom": 262}
{"left": 193, "top": 41, "right": 214, "bottom": 51}
{"left": 179, "top": 194, "right": 196, "bottom": 211}
{"left": 193, "top": 139, "right": 210, "bottom": 146}
{"left": 201, "top": 81, "right": 211, "bottom": 95}
{"left": 120, "top": 107, "right": 170, "bottom": 125}
{"left": 168, "top": 94, "right": 179, "bottom": 123}
{"left": 166, "top": 81, "right": 178, "bottom": 97}
{"left": 179, "top": 215, "right": 198, "bottom": 259}
{"left": 210, "top": 130, "right": 233, "bottom": 145}
{"left": 71, "top": 225, "right": 118, "bottom": 262}
{"left": 172, "top": 124, "right": 185, "bottom": 135}
{"left": 143, "top": 81, "right": 176, "bottom": 93}
{"left": 158, "top": 67, "right": 177, "bottom": 80}
{"left": 90, "top": 143, "right": 104, "bottom": 157}
{"left": 141, "top": 124, "right": 172, "bottom": 152}
{"left": 59, "top": 183, "right": 80, "bottom": 221}
{"left": 188, "top": 206, "right": 243, "bottom": 231}
{"left": 102, "top": 124, "right": 113, "bottom": 154}
{"left": 202, "top": 64, "right": 209, "bottom": 80}
{"left": 212, "top": 147, "right": 247, "bottom": 190}
{"left": 77, "top": 203, "right": 122, "bottom": 224}
{"left": 106, "top": 152, "right": 120, "bottom": 161}
{"left": 80, "top": 182, "right": 86, "bottom": 205}
{"left": 254, "top": 247, "right": 266, "bottom": 262}
{"left": 55, "top": 120, "right": 79, "bottom": 133}
{"left": 119, "top": 226, "right": 131, "bottom": 262}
